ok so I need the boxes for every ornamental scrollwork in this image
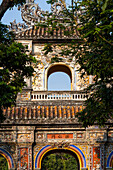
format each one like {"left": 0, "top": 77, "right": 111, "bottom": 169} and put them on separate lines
{"left": 51, "top": 141, "right": 70, "bottom": 148}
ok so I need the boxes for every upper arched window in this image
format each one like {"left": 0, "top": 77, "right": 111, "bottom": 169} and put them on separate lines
{"left": 45, "top": 64, "right": 73, "bottom": 91}
{"left": 48, "top": 72, "right": 71, "bottom": 91}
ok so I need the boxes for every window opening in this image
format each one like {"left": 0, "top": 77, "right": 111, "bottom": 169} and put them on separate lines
{"left": 48, "top": 72, "right": 71, "bottom": 91}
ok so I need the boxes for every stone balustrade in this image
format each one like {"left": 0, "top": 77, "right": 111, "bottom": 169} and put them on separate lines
{"left": 31, "top": 91, "right": 88, "bottom": 101}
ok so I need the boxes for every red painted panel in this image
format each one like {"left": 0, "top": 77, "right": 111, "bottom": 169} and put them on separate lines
{"left": 47, "top": 133, "right": 73, "bottom": 139}
{"left": 19, "top": 148, "right": 29, "bottom": 169}
{"left": 93, "top": 147, "right": 100, "bottom": 168}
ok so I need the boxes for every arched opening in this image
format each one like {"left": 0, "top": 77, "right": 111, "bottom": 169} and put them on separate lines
{"left": 48, "top": 72, "right": 71, "bottom": 91}
{"left": 0, "top": 154, "right": 8, "bottom": 170}
{"left": 41, "top": 149, "right": 80, "bottom": 170}
{"left": 35, "top": 145, "right": 86, "bottom": 169}
{"left": 45, "top": 63, "right": 74, "bottom": 90}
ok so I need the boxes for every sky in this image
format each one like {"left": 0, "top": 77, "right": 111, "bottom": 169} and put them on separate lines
{"left": 0, "top": 0, "right": 72, "bottom": 91}
{"left": 48, "top": 72, "right": 71, "bottom": 91}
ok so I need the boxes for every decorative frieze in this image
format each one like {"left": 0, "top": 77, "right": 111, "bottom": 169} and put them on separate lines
{"left": 0, "top": 132, "right": 15, "bottom": 142}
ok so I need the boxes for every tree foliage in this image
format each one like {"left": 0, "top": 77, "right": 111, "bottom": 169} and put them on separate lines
{"left": 0, "top": 23, "right": 35, "bottom": 121}
{"left": 75, "top": 0, "right": 113, "bottom": 127}
{"left": 40, "top": 0, "right": 113, "bottom": 127}
{"left": 42, "top": 152, "right": 78, "bottom": 170}
{"left": 0, "top": 154, "right": 8, "bottom": 170}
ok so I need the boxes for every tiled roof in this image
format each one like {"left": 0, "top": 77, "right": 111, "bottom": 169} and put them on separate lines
{"left": 2, "top": 105, "right": 83, "bottom": 124}
{"left": 15, "top": 26, "right": 79, "bottom": 40}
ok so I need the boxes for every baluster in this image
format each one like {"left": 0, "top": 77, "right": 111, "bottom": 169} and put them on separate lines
{"left": 61, "top": 94, "right": 63, "bottom": 100}
{"left": 58, "top": 94, "right": 60, "bottom": 100}
{"left": 56, "top": 94, "right": 57, "bottom": 100}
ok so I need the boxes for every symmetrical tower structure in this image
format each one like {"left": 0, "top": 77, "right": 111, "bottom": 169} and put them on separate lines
{"left": 0, "top": 1, "right": 113, "bottom": 170}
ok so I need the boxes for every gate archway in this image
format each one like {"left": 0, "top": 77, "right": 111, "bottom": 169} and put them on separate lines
{"left": 34, "top": 145, "right": 86, "bottom": 170}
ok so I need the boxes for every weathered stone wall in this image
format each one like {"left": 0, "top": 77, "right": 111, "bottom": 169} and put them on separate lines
{"left": 0, "top": 125, "right": 113, "bottom": 169}
{"left": 17, "top": 40, "right": 92, "bottom": 92}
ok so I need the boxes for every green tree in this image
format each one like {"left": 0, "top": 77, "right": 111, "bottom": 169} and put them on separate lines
{"left": 41, "top": 0, "right": 113, "bottom": 127}
{"left": 74, "top": 0, "right": 113, "bottom": 127}
{"left": 0, "top": 0, "right": 36, "bottom": 121}
{"left": 0, "top": 23, "right": 35, "bottom": 121}
{"left": 0, "top": 154, "right": 8, "bottom": 170}
{"left": 42, "top": 152, "right": 79, "bottom": 170}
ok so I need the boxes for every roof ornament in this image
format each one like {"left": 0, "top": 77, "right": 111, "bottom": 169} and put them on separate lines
{"left": 9, "top": 1, "right": 48, "bottom": 33}
{"left": 51, "top": 0, "right": 65, "bottom": 15}
{"left": 8, "top": 0, "right": 66, "bottom": 33}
